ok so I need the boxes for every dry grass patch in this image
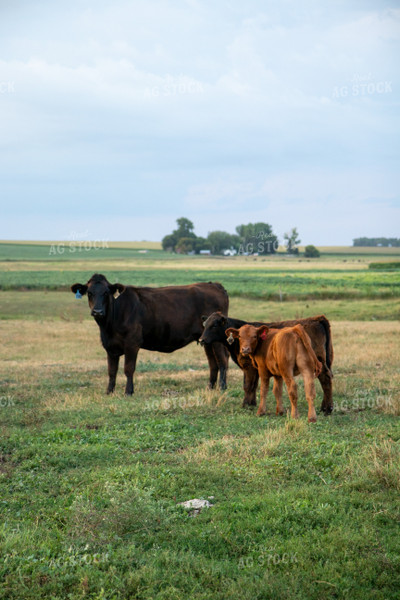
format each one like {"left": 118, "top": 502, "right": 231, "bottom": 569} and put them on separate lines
{"left": 347, "top": 439, "right": 400, "bottom": 491}
{"left": 183, "top": 419, "right": 309, "bottom": 466}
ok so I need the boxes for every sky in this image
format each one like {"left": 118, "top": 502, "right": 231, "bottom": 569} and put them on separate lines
{"left": 0, "top": 0, "right": 399, "bottom": 245}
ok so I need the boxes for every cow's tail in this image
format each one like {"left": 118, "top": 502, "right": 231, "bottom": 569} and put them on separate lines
{"left": 315, "top": 315, "right": 334, "bottom": 376}
{"left": 293, "top": 324, "right": 322, "bottom": 377}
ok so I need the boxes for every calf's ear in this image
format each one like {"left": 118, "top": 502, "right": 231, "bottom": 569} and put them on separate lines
{"left": 225, "top": 327, "right": 239, "bottom": 345}
{"left": 257, "top": 325, "right": 269, "bottom": 340}
{"left": 109, "top": 283, "right": 125, "bottom": 296}
{"left": 201, "top": 315, "right": 208, "bottom": 326}
{"left": 71, "top": 283, "right": 88, "bottom": 296}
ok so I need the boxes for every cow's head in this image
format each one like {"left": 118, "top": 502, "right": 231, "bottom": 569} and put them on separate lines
{"left": 199, "top": 311, "right": 228, "bottom": 346}
{"left": 225, "top": 324, "right": 268, "bottom": 355}
{"left": 71, "top": 273, "right": 125, "bottom": 321}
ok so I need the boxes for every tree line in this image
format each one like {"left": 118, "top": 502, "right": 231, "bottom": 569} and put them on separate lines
{"left": 353, "top": 237, "right": 400, "bottom": 247}
{"left": 162, "top": 218, "right": 320, "bottom": 257}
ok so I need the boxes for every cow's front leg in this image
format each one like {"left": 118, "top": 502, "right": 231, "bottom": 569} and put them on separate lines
{"left": 106, "top": 353, "right": 120, "bottom": 394}
{"left": 124, "top": 348, "right": 139, "bottom": 395}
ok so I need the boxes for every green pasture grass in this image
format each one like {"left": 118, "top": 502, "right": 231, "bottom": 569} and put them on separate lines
{"left": 0, "top": 291, "right": 399, "bottom": 322}
{"left": 369, "top": 262, "right": 400, "bottom": 270}
{"left": 0, "top": 262, "right": 400, "bottom": 301}
{"left": 0, "top": 267, "right": 398, "bottom": 301}
{"left": 0, "top": 318, "right": 399, "bottom": 599}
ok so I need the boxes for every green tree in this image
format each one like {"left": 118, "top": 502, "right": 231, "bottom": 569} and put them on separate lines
{"left": 304, "top": 244, "right": 320, "bottom": 258}
{"left": 175, "top": 237, "right": 195, "bottom": 254}
{"left": 284, "top": 227, "right": 301, "bottom": 254}
{"left": 193, "top": 237, "right": 211, "bottom": 254}
{"left": 207, "top": 231, "right": 240, "bottom": 255}
{"left": 162, "top": 217, "right": 197, "bottom": 253}
{"left": 161, "top": 233, "right": 177, "bottom": 252}
{"left": 175, "top": 217, "right": 196, "bottom": 240}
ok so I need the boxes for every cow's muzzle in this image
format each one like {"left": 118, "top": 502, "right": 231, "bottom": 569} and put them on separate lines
{"left": 91, "top": 308, "right": 105, "bottom": 318}
{"left": 240, "top": 347, "right": 251, "bottom": 355}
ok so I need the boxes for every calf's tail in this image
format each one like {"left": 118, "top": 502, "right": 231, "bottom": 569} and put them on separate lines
{"left": 293, "top": 324, "right": 323, "bottom": 377}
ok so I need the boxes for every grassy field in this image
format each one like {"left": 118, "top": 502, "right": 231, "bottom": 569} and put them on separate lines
{"left": 0, "top": 244, "right": 399, "bottom": 599}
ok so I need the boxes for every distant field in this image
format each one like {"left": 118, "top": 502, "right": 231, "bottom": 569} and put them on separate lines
{"left": 0, "top": 243, "right": 399, "bottom": 304}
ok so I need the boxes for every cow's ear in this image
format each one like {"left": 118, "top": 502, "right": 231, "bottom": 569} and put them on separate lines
{"left": 201, "top": 315, "right": 209, "bottom": 326}
{"left": 109, "top": 283, "right": 125, "bottom": 296}
{"left": 225, "top": 327, "right": 239, "bottom": 345}
{"left": 71, "top": 283, "right": 87, "bottom": 296}
{"left": 257, "top": 325, "right": 268, "bottom": 340}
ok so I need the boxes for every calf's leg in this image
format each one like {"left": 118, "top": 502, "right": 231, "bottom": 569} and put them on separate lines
{"left": 283, "top": 375, "right": 299, "bottom": 419}
{"left": 203, "top": 343, "right": 219, "bottom": 389}
{"left": 212, "top": 342, "right": 229, "bottom": 390}
{"left": 303, "top": 372, "right": 317, "bottom": 423}
{"left": 106, "top": 353, "right": 120, "bottom": 394}
{"left": 242, "top": 366, "right": 259, "bottom": 407}
{"left": 273, "top": 376, "right": 284, "bottom": 415}
{"left": 256, "top": 371, "right": 270, "bottom": 417}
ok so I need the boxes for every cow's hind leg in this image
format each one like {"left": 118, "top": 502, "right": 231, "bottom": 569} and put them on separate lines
{"left": 318, "top": 365, "right": 334, "bottom": 415}
{"left": 124, "top": 348, "right": 139, "bottom": 395}
{"left": 106, "top": 353, "right": 120, "bottom": 394}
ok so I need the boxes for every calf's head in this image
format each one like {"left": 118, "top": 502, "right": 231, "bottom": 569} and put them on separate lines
{"left": 71, "top": 273, "right": 125, "bottom": 321}
{"left": 225, "top": 324, "right": 268, "bottom": 355}
{"left": 199, "top": 311, "right": 228, "bottom": 346}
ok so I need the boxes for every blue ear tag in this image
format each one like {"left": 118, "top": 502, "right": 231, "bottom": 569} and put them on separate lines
{"left": 75, "top": 290, "right": 83, "bottom": 299}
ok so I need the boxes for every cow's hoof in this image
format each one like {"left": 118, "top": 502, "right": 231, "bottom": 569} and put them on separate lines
{"left": 321, "top": 405, "right": 334, "bottom": 415}
{"left": 308, "top": 417, "right": 317, "bottom": 423}
{"left": 256, "top": 411, "right": 266, "bottom": 417}
{"left": 276, "top": 410, "right": 285, "bottom": 416}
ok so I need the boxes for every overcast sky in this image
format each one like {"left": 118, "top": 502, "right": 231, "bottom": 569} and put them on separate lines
{"left": 0, "top": 0, "right": 399, "bottom": 245}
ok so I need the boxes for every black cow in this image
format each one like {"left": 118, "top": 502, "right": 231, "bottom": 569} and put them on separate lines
{"left": 200, "top": 312, "right": 334, "bottom": 414}
{"left": 71, "top": 274, "right": 229, "bottom": 395}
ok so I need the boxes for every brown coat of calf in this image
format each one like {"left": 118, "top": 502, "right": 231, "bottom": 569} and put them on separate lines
{"left": 226, "top": 324, "right": 323, "bottom": 422}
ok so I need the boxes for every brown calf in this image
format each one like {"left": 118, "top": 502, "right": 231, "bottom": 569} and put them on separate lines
{"left": 226, "top": 324, "right": 322, "bottom": 422}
